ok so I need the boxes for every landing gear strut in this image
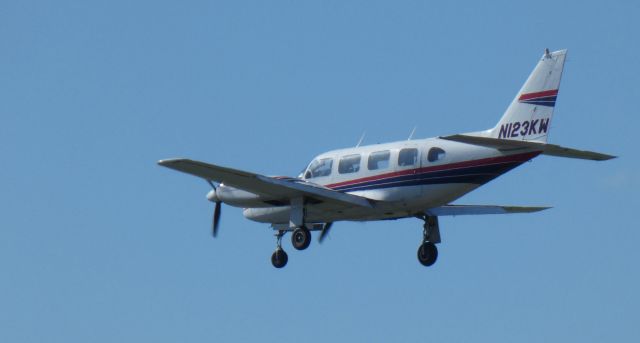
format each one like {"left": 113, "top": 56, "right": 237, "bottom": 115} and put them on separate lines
{"left": 417, "top": 216, "right": 440, "bottom": 267}
{"left": 270, "top": 197, "right": 312, "bottom": 268}
{"left": 271, "top": 230, "right": 288, "bottom": 268}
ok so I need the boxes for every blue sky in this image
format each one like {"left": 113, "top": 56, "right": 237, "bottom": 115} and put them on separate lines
{"left": 1, "top": 0, "right": 638, "bottom": 341}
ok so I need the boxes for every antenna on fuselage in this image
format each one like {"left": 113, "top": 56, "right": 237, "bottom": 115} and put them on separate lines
{"left": 356, "top": 131, "right": 366, "bottom": 147}
{"left": 407, "top": 126, "right": 417, "bottom": 140}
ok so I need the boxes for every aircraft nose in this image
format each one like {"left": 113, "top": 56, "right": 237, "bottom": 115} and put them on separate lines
{"left": 206, "top": 189, "right": 218, "bottom": 202}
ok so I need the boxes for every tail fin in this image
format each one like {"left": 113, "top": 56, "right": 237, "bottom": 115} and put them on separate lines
{"left": 488, "top": 49, "right": 567, "bottom": 143}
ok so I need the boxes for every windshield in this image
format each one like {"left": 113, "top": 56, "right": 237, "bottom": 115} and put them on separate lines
{"left": 304, "top": 158, "right": 333, "bottom": 179}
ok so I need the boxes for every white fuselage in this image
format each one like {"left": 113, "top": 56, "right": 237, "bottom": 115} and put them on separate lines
{"left": 214, "top": 137, "right": 541, "bottom": 225}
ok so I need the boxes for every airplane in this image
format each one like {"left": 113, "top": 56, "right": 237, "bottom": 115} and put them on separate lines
{"left": 159, "top": 49, "right": 615, "bottom": 268}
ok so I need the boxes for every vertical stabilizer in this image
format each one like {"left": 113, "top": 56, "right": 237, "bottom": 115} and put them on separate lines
{"left": 488, "top": 49, "right": 567, "bottom": 143}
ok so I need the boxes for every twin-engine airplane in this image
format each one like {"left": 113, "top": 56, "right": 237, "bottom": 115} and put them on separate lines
{"left": 159, "top": 49, "right": 615, "bottom": 268}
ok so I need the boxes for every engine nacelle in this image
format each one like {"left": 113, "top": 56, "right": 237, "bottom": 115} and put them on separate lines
{"left": 213, "top": 184, "right": 266, "bottom": 208}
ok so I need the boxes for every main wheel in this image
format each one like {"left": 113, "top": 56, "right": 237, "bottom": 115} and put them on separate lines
{"left": 291, "top": 226, "right": 311, "bottom": 250}
{"left": 271, "top": 249, "right": 288, "bottom": 268}
{"left": 417, "top": 242, "right": 438, "bottom": 267}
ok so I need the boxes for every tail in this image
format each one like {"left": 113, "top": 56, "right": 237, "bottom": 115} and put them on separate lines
{"left": 488, "top": 49, "right": 567, "bottom": 143}
{"left": 443, "top": 48, "right": 616, "bottom": 161}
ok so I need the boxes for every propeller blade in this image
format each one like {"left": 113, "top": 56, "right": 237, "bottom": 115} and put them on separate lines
{"left": 207, "top": 179, "right": 216, "bottom": 190}
{"left": 318, "top": 222, "right": 333, "bottom": 243}
{"left": 212, "top": 201, "right": 221, "bottom": 237}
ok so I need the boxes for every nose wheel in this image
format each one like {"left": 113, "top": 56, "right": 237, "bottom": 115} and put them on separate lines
{"left": 271, "top": 248, "right": 288, "bottom": 268}
{"left": 271, "top": 230, "right": 288, "bottom": 268}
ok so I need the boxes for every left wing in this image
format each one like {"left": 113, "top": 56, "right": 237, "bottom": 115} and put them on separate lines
{"left": 158, "top": 158, "right": 374, "bottom": 208}
{"left": 426, "top": 205, "right": 551, "bottom": 216}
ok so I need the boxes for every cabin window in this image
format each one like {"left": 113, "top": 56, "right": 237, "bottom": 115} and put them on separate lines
{"left": 338, "top": 154, "right": 361, "bottom": 174}
{"left": 427, "top": 147, "right": 446, "bottom": 162}
{"left": 368, "top": 150, "right": 390, "bottom": 170}
{"left": 398, "top": 148, "right": 418, "bottom": 167}
{"left": 305, "top": 158, "right": 333, "bottom": 178}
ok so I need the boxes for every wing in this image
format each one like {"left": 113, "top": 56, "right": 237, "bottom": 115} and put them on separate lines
{"left": 440, "top": 134, "right": 616, "bottom": 161}
{"left": 426, "top": 205, "right": 551, "bottom": 216}
{"left": 158, "top": 158, "right": 374, "bottom": 208}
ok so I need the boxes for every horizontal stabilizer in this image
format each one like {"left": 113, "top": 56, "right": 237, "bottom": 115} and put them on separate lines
{"left": 541, "top": 144, "right": 616, "bottom": 161}
{"left": 440, "top": 134, "right": 616, "bottom": 161}
{"left": 426, "top": 205, "right": 551, "bottom": 216}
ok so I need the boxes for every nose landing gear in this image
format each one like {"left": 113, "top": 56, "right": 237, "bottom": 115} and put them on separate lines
{"left": 271, "top": 248, "right": 288, "bottom": 268}
{"left": 271, "top": 230, "right": 288, "bottom": 268}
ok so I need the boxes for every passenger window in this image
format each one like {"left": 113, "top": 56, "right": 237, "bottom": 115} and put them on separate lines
{"left": 368, "top": 150, "right": 390, "bottom": 170}
{"left": 338, "top": 154, "right": 361, "bottom": 174}
{"left": 305, "top": 158, "right": 333, "bottom": 178}
{"left": 398, "top": 148, "right": 418, "bottom": 167}
{"left": 428, "top": 147, "right": 446, "bottom": 162}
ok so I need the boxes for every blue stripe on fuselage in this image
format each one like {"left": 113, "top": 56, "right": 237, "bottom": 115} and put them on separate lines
{"left": 330, "top": 161, "right": 524, "bottom": 192}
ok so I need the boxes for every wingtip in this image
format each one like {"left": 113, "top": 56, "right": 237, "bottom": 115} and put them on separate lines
{"left": 587, "top": 154, "right": 617, "bottom": 161}
{"left": 157, "top": 158, "right": 187, "bottom": 166}
{"left": 513, "top": 206, "right": 553, "bottom": 213}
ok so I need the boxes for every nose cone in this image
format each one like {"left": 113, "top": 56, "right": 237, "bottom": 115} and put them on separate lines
{"left": 206, "top": 189, "right": 218, "bottom": 202}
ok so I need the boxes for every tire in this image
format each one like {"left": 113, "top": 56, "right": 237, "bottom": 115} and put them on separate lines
{"left": 291, "top": 227, "right": 311, "bottom": 250}
{"left": 417, "top": 242, "right": 438, "bottom": 267}
{"left": 271, "top": 249, "right": 288, "bottom": 268}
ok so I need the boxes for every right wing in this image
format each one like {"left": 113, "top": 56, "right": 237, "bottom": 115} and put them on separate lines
{"left": 426, "top": 204, "right": 551, "bottom": 216}
{"left": 158, "top": 158, "right": 374, "bottom": 208}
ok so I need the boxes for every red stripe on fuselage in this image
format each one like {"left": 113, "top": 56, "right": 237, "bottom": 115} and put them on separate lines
{"left": 518, "top": 89, "right": 558, "bottom": 101}
{"left": 326, "top": 151, "right": 541, "bottom": 189}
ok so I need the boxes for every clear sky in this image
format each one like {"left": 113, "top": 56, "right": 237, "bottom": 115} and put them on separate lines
{"left": 2, "top": 1, "right": 638, "bottom": 342}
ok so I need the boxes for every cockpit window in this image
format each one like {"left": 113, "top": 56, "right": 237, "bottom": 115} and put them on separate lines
{"left": 297, "top": 167, "right": 307, "bottom": 179}
{"left": 338, "top": 154, "right": 361, "bottom": 174}
{"left": 368, "top": 150, "right": 390, "bottom": 170}
{"left": 427, "top": 147, "right": 446, "bottom": 162}
{"left": 305, "top": 158, "right": 333, "bottom": 179}
{"left": 398, "top": 148, "right": 418, "bottom": 167}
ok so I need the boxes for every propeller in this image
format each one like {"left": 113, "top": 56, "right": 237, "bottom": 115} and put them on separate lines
{"left": 207, "top": 180, "right": 222, "bottom": 237}
{"left": 318, "top": 222, "right": 333, "bottom": 243}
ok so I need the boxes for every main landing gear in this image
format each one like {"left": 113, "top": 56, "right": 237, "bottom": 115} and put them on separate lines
{"left": 291, "top": 226, "right": 311, "bottom": 250}
{"left": 417, "top": 216, "right": 440, "bottom": 267}
{"left": 417, "top": 242, "right": 438, "bottom": 267}
{"left": 269, "top": 197, "right": 443, "bottom": 268}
